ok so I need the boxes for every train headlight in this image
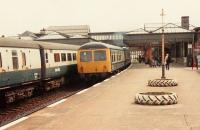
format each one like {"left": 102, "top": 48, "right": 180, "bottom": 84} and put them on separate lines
{"left": 80, "top": 66, "right": 83, "bottom": 72}
{"left": 103, "top": 65, "right": 107, "bottom": 72}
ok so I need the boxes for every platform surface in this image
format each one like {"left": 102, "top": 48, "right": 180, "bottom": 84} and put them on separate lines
{"left": 6, "top": 64, "right": 200, "bottom": 130}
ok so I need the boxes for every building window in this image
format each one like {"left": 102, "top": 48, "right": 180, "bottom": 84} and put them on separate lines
{"left": 0, "top": 52, "right": 2, "bottom": 68}
{"left": 73, "top": 53, "right": 76, "bottom": 61}
{"left": 61, "top": 53, "right": 66, "bottom": 61}
{"left": 45, "top": 53, "right": 48, "bottom": 63}
{"left": 12, "top": 50, "right": 19, "bottom": 69}
{"left": 67, "top": 53, "right": 72, "bottom": 61}
{"left": 54, "top": 53, "right": 60, "bottom": 62}
{"left": 22, "top": 52, "right": 26, "bottom": 67}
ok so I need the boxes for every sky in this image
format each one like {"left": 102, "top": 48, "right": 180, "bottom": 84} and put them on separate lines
{"left": 0, "top": 0, "right": 199, "bottom": 36}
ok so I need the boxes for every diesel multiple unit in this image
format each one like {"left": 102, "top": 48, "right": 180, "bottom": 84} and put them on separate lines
{"left": 77, "top": 42, "right": 131, "bottom": 80}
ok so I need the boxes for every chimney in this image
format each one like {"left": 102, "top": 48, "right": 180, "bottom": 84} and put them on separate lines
{"left": 181, "top": 16, "right": 189, "bottom": 30}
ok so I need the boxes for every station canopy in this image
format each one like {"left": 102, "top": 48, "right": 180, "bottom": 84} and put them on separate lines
{"left": 124, "top": 23, "right": 195, "bottom": 47}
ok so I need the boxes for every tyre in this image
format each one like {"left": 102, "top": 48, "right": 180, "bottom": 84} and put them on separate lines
{"left": 148, "top": 79, "right": 178, "bottom": 87}
{"left": 135, "top": 92, "right": 178, "bottom": 105}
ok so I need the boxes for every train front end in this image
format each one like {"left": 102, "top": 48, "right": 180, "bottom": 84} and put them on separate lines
{"left": 77, "top": 43, "right": 111, "bottom": 79}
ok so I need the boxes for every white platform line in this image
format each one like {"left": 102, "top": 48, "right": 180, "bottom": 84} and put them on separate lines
{"left": 104, "top": 79, "right": 110, "bottom": 82}
{"left": 47, "top": 99, "right": 67, "bottom": 108}
{"left": 93, "top": 83, "right": 101, "bottom": 87}
{"left": 76, "top": 89, "right": 89, "bottom": 95}
{"left": 111, "top": 76, "right": 116, "bottom": 78}
{"left": 116, "top": 73, "right": 120, "bottom": 76}
{"left": 0, "top": 117, "right": 28, "bottom": 130}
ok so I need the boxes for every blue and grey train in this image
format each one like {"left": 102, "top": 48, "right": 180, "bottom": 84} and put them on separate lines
{"left": 0, "top": 38, "right": 79, "bottom": 103}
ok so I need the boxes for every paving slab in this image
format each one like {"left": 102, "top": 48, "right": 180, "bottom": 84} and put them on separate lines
{"left": 6, "top": 64, "right": 200, "bottom": 130}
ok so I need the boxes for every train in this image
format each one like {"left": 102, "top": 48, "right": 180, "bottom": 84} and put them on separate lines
{"left": 77, "top": 42, "right": 131, "bottom": 80}
{"left": 0, "top": 37, "right": 79, "bottom": 103}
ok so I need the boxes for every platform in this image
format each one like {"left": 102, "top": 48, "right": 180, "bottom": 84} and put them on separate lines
{"left": 4, "top": 64, "right": 200, "bottom": 130}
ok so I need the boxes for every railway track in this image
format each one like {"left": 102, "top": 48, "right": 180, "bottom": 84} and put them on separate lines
{"left": 0, "top": 80, "right": 95, "bottom": 127}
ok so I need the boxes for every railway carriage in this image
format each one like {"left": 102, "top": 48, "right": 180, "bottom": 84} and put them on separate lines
{"left": 0, "top": 38, "right": 79, "bottom": 103}
{"left": 77, "top": 42, "right": 131, "bottom": 80}
{"left": 39, "top": 42, "right": 78, "bottom": 90}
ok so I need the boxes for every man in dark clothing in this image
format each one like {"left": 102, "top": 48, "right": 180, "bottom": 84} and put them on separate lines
{"left": 165, "top": 53, "right": 171, "bottom": 70}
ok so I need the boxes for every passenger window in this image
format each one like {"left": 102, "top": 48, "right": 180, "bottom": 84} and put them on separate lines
{"left": 22, "top": 52, "right": 26, "bottom": 66}
{"left": 45, "top": 53, "right": 48, "bottom": 63}
{"left": 12, "top": 50, "right": 19, "bottom": 69}
{"left": 0, "top": 52, "right": 2, "bottom": 68}
{"left": 67, "top": 53, "right": 72, "bottom": 61}
{"left": 94, "top": 50, "right": 106, "bottom": 61}
{"left": 54, "top": 53, "right": 60, "bottom": 62}
{"left": 73, "top": 53, "right": 76, "bottom": 61}
{"left": 61, "top": 53, "right": 66, "bottom": 61}
{"left": 80, "top": 51, "right": 92, "bottom": 62}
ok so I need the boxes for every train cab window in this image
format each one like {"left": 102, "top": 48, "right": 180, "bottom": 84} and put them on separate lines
{"left": 67, "top": 53, "right": 72, "bottom": 61}
{"left": 45, "top": 53, "right": 48, "bottom": 63}
{"left": 80, "top": 51, "right": 92, "bottom": 62}
{"left": 73, "top": 53, "right": 76, "bottom": 61}
{"left": 54, "top": 53, "right": 60, "bottom": 62}
{"left": 12, "top": 50, "right": 19, "bottom": 70}
{"left": 21, "top": 52, "right": 26, "bottom": 66}
{"left": 0, "top": 53, "right": 2, "bottom": 68}
{"left": 61, "top": 53, "right": 66, "bottom": 61}
{"left": 94, "top": 50, "right": 106, "bottom": 61}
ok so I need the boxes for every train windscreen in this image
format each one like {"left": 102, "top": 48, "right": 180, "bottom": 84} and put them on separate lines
{"left": 94, "top": 50, "right": 106, "bottom": 61}
{"left": 80, "top": 51, "right": 92, "bottom": 62}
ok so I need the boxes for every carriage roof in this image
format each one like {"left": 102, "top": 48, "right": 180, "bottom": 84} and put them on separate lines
{"left": 79, "top": 42, "right": 123, "bottom": 50}
{"left": 0, "top": 38, "right": 79, "bottom": 50}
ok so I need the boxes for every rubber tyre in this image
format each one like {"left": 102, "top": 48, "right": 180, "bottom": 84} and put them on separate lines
{"left": 135, "top": 92, "right": 178, "bottom": 105}
{"left": 148, "top": 79, "right": 178, "bottom": 87}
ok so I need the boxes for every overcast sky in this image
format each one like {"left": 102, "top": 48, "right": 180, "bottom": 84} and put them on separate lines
{"left": 0, "top": 0, "right": 199, "bottom": 36}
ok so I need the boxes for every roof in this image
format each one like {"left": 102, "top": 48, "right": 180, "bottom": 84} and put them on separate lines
{"left": 37, "top": 32, "right": 67, "bottom": 40}
{"left": 19, "top": 31, "right": 38, "bottom": 38}
{"left": 0, "top": 37, "right": 40, "bottom": 48}
{"left": 127, "top": 23, "right": 193, "bottom": 35}
{"left": 45, "top": 25, "right": 90, "bottom": 36}
{"left": 39, "top": 41, "right": 79, "bottom": 50}
{"left": 0, "top": 37, "right": 79, "bottom": 50}
{"left": 79, "top": 42, "right": 123, "bottom": 50}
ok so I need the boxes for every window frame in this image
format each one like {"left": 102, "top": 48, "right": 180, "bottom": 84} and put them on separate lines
{"left": 45, "top": 52, "right": 49, "bottom": 63}
{"left": 21, "top": 52, "right": 26, "bottom": 67}
{"left": 54, "top": 53, "right": 60, "bottom": 62}
{"left": 67, "top": 53, "right": 72, "bottom": 61}
{"left": 80, "top": 51, "right": 92, "bottom": 62}
{"left": 73, "top": 53, "right": 76, "bottom": 61}
{"left": 61, "top": 53, "right": 66, "bottom": 62}
{"left": 94, "top": 50, "right": 106, "bottom": 61}
{"left": 12, "top": 50, "right": 19, "bottom": 70}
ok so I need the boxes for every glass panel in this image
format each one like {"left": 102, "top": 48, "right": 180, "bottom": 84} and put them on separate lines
{"left": 12, "top": 50, "right": 18, "bottom": 69}
{"left": 22, "top": 52, "right": 26, "bottom": 66}
{"left": 54, "top": 53, "right": 60, "bottom": 62}
{"left": 80, "top": 51, "right": 92, "bottom": 62}
{"left": 67, "top": 53, "right": 72, "bottom": 61}
{"left": 61, "top": 53, "right": 66, "bottom": 61}
{"left": 94, "top": 50, "right": 106, "bottom": 61}
{"left": 73, "top": 53, "right": 76, "bottom": 61}
{"left": 45, "top": 53, "right": 48, "bottom": 63}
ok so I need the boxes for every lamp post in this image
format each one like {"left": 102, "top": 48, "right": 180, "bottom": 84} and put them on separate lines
{"left": 148, "top": 9, "right": 178, "bottom": 87}
{"left": 161, "top": 9, "right": 166, "bottom": 79}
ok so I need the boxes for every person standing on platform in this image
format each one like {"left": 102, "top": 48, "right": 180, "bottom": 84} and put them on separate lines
{"left": 165, "top": 53, "right": 171, "bottom": 70}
